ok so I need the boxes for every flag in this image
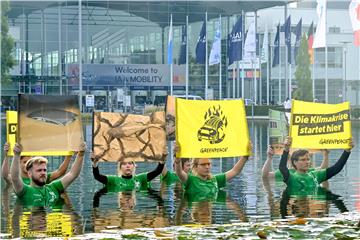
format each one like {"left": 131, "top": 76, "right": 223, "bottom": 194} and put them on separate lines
{"left": 195, "top": 20, "right": 206, "bottom": 64}
{"left": 290, "top": 100, "right": 351, "bottom": 149}
{"left": 176, "top": 98, "right": 250, "bottom": 158}
{"left": 293, "top": 18, "right": 302, "bottom": 64}
{"left": 313, "top": 0, "right": 327, "bottom": 48}
{"left": 349, "top": 0, "right": 360, "bottom": 47}
{"left": 209, "top": 18, "right": 221, "bottom": 65}
{"left": 178, "top": 25, "right": 187, "bottom": 64}
{"left": 284, "top": 15, "right": 291, "bottom": 64}
{"left": 243, "top": 21, "right": 256, "bottom": 60}
{"left": 307, "top": 22, "right": 314, "bottom": 64}
{"left": 272, "top": 24, "right": 280, "bottom": 67}
{"left": 167, "top": 15, "right": 173, "bottom": 64}
{"left": 228, "top": 16, "right": 243, "bottom": 65}
{"left": 261, "top": 25, "right": 269, "bottom": 63}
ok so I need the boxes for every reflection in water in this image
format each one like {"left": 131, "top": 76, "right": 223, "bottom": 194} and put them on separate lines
{"left": 3, "top": 192, "right": 82, "bottom": 238}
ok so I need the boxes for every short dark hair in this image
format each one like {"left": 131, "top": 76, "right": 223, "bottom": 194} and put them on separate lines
{"left": 181, "top": 158, "right": 191, "bottom": 168}
{"left": 290, "top": 149, "right": 309, "bottom": 169}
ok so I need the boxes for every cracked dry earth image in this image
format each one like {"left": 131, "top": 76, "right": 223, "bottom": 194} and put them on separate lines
{"left": 93, "top": 111, "right": 167, "bottom": 162}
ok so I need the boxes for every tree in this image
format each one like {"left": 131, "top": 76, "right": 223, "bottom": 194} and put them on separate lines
{"left": 293, "top": 34, "right": 312, "bottom": 102}
{"left": 1, "top": 0, "right": 15, "bottom": 84}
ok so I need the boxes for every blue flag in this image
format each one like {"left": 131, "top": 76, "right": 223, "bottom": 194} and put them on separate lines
{"left": 228, "top": 16, "right": 243, "bottom": 65}
{"left": 272, "top": 24, "right": 280, "bottom": 67}
{"left": 293, "top": 18, "right": 302, "bottom": 64}
{"left": 195, "top": 21, "right": 206, "bottom": 64}
{"left": 178, "top": 25, "right": 187, "bottom": 65}
{"left": 284, "top": 15, "right": 291, "bottom": 64}
{"left": 167, "top": 15, "right": 173, "bottom": 64}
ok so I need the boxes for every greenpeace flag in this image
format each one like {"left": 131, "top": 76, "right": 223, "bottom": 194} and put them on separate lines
{"left": 176, "top": 98, "right": 250, "bottom": 158}
{"left": 294, "top": 18, "right": 302, "bottom": 64}
{"left": 228, "top": 16, "right": 243, "bottom": 65}
{"left": 272, "top": 24, "right": 280, "bottom": 67}
{"left": 261, "top": 25, "right": 269, "bottom": 63}
{"left": 284, "top": 16, "right": 291, "bottom": 64}
{"left": 244, "top": 21, "right": 256, "bottom": 60}
{"left": 167, "top": 15, "right": 173, "bottom": 64}
{"left": 349, "top": 0, "right": 360, "bottom": 47}
{"left": 308, "top": 22, "right": 315, "bottom": 64}
{"left": 313, "top": 0, "right": 327, "bottom": 48}
{"left": 195, "top": 21, "right": 206, "bottom": 64}
{"left": 290, "top": 100, "right": 351, "bottom": 149}
{"left": 209, "top": 18, "right": 221, "bottom": 65}
{"left": 179, "top": 25, "right": 187, "bottom": 64}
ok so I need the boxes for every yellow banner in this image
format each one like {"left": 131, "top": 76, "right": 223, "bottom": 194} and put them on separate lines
{"left": 6, "top": 111, "right": 73, "bottom": 156}
{"left": 290, "top": 100, "right": 351, "bottom": 149}
{"left": 176, "top": 99, "right": 250, "bottom": 158}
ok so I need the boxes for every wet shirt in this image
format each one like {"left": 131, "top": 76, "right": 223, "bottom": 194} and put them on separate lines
{"left": 286, "top": 169, "right": 327, "bottom": 196}
{"left": 184, "top": 173, "right": 226, "bottom": 202}
{"left": 274, "top": 168, "right": 315, "bottom": 182}
{"left": 22, "top": 173, "right": 52, "bottom": 185}
{"left": 16, "top": 180, "right": 64, "bottom": 207}
{"left": 160, "top": 171, "right": 181, "bottom": 185}
{"left": 106, "top": 173, "right": 149, "bottom": 192}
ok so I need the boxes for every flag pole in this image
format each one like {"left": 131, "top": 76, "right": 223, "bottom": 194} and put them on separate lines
{"left": 284, "top": 5, "right": 288, "bottom": 99}
{"left": 205, "top": 12, "right": 208, "bottom": 99}
{"left": 186, "top": 15, "right": 189, "bottom": 97}
{"left": 312, "top": 23, "right": 316, "bottom": 100}
{"left": 219, "top": 15, "right": 222, "bottom": 100}
{"left": 325, "top": 8, "right": 328, "bottom": 103}
{"left": 279, "top": 24, "right": 282, "bottom": 105}
{"left": 267, "top": 29, "right": 270, "bottom": 105}
{"left": 241, "top": 11, "right": 245, "bottom": 99}
{"left": 170, "top": 14, "right": 173, "bottom": 96}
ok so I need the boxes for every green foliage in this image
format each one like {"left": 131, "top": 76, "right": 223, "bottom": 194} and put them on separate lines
{"left": 1, "top": 1, "right": 15, "bottom": 84}
{"left": 293, "top": 34, "right": 313, "bottom": 102}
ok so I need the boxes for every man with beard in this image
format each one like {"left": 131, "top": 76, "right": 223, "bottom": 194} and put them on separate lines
{"left": 10, "top": 143, "right": 86, "bottom": 207}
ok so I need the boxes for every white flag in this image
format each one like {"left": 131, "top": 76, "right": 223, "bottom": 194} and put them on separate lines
{"left": 243, "top": 21, "right": 256, "bottom": 60}
{"left": 209, "top": 19, "right": 221, "bottom": 65}
{"left": 349, "top": 0, "right": 360, "bottom": 46}
{"left": 261, "top": 24, "right": 268, "bottom": 63}
{"left": 313, "top": 0, "right": 327, "bottom": 48}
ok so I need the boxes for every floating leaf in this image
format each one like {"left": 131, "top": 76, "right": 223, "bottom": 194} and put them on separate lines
{"left": 256, "top": 230, "right": 267, "bottom": 239}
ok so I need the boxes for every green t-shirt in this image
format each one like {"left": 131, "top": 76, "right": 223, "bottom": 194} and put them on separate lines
{"left": 16, "top": 180, "right": 64, "bottom": 207}
{"left": 274, "top": 168, "right": 315, "bottom": 182}
{"left": 22, "top": 173, "right": 52, "bottom": 185}
{"left": 160, "top": 171, "right": 180, "bottom": 185}
{"left": 286, "top": 169, "right": 327, "bottom": 196}
{"left": 184, "top": 173, "right": 226, "bottom": 202}
{"left": 106, "top": 173, "right": 149, "bottom": 192}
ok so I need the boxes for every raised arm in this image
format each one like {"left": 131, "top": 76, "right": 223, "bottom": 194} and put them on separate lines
{"left": 261, "top": 145, "right": 275, "bottom": 179}
{"left": 319, "top": 149, "right": 329, "bottom": 169}
{"left": 48, "top": 154, "right": 73, "bottom": 182}
{"left": 10, "top": 143, "right": 24, "bottom": 195}
{"left": 225, "top": 142, "right": 252, "bottom": 181}
{"left": 61, "top": 143, "right": 86, "bottom": 190}
{"left": 1, "top": 143, "right": 11, "bottom": 185}
{"left": 279, "top": 137, "right": 291, "bottom": 183}
{"left": 325, "top": 140, "right": 354, "bottom": 180}
{"left": 91, "top": 153, "right": 108, "bottom": 185}
{"left": 173, "top": 142, "right": 188, "bottom": 183}
{"left": 147, "top": 162, "right": 165, "bottom": 182}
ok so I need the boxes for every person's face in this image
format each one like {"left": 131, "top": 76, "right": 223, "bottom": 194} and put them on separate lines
{"left": 182, "top": 161, "right": 191, "bottom": 173}
{"left": 294, "top": 153, "right": 311, "bottom": 172}
{"left": 20, "top": 157, "right": 31, "bottom": 175}
{"left": 195, "top": 158, "right": 212, "bottom": 178}
{"left": 28, "top": 163, "right": 47, "bottom": 186}
{"left": 120, "top": 161, "right": 135, "bottom": 176}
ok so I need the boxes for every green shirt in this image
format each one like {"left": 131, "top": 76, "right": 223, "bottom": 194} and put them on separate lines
{"left": 286, "top": 169, "right": 327, "bottom": 196}
{"left": 160, "top": 171, "right": 180, "bottom": 185}
{"left": 106, "top": 173, "right": 149, "bottom": 192}
{"left": 274, "top": 168, "right": 315, "bottom": 182}
{"left": 184, "top": 173, "right": 226, "bottom": 202}
{"left": 22, "top": 173, "right": 52, "bottom": 185}
{"left": 17, "top": 180, "right": 64, "bottom": 207}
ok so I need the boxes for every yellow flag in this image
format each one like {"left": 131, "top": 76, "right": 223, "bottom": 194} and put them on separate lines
{"left": 6, "top": 111, "right": 73, "bottom": 156}
{"left": 176, "top": 99, "right": 250, "bottom": 158}
{"left": 290, "top": 100, "right": 351, "bottom": 149}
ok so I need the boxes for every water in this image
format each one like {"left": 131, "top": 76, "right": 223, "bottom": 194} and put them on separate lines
{"left": 1, "top": 120, "right": 360, "bottom": 238}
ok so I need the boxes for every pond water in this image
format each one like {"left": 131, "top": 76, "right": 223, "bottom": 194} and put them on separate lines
{"left": 1, "top": 120, "right": 360, "bottom": 238}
